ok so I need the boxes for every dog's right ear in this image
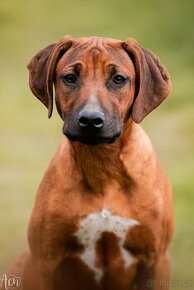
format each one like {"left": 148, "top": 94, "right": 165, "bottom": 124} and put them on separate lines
{"left": 27, "top": 36, "right": 73, "bottom": 118}
{"left": 122, "top": 38, "right": 171, "bottom": 123}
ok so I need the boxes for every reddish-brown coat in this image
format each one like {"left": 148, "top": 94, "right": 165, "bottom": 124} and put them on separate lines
{"left": 8, "top": 36, "right": 173, "bottom": 290}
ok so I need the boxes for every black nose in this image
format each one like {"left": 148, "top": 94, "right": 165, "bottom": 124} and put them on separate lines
{"left": 78, "top": 110, "right": 105, "bottom": 129}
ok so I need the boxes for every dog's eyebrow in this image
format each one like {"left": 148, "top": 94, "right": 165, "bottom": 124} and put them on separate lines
{"left": 66, "top": 62, "right": 82, "bottom": 73}
{"left": 107, "top": 64, "right": 119, "bottom": 75}
{"left": 107, "top": 63, "right": 119, "bottom": 69}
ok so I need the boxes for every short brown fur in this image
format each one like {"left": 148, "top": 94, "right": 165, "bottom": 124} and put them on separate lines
{"left": 8, "top": 36, "right": 173, "bottom": 290}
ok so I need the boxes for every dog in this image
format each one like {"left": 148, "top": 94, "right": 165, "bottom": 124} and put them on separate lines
{"left": 9, "top": 36, "right": 173, "bottom": 290}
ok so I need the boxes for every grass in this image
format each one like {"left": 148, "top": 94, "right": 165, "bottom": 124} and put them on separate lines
{"left": 0, "top": 0, "right": 194, "bottom": 288}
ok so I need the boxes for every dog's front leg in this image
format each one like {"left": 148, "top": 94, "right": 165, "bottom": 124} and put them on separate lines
{"left": 135, "top": 252, "right": 171, "bottom": 290}
{"left": 21, "top": 254, "right": 56, "bottom": 290}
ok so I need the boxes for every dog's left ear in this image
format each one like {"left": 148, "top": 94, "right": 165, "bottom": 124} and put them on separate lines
{"left": 122, "top": 38, "right": 171, "bottom": 123}
{"left": 27, "top": 36, "right": 73, "bottom": 118}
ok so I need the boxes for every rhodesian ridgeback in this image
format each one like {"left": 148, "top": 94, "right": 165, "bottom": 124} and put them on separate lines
{"left": 9, "top": 36, "right": 173, "bottom": 290}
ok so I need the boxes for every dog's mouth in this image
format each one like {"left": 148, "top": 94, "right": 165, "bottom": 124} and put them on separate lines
{"left": 64, "top": 132, "right": 121, "bottom": 146}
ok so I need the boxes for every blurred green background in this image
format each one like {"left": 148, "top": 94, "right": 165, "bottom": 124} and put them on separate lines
{"left": 0, "top": 0, "right": 193, "bottom": 288}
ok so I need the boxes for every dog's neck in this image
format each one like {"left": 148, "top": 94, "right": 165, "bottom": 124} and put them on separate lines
{"left": 71, "top": 120, "right": 134, "bottom": 193}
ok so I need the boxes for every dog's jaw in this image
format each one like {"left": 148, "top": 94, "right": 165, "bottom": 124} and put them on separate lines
{"left": 63, "top": 130, "right": 122, "bottom": 146}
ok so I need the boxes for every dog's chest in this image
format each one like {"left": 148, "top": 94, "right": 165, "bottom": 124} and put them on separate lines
{"left": 74, "top": 208, "right": 139, "bottom": 282}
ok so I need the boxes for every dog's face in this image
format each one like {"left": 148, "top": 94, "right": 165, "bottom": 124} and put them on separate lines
{"left": 28, "top": 36, "right": 171, "bottom": 145}
{"left": 54, "top": 38, "right": 135, "bottom": 145}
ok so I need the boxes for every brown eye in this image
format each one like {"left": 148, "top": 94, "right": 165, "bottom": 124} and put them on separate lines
{"left": 62, "top": 73, "right": 77, "bottom": 84}
{"left": 113, "top": 75, "right": 126, "bottom": 84}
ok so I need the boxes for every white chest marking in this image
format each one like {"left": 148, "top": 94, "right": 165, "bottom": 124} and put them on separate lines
{"left": 75, "top": 208, "right": 139, "bottom": 282}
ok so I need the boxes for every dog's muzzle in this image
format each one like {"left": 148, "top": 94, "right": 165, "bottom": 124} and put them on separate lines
{"left": 63, "top": 108, "right": 122, "bottom": 146}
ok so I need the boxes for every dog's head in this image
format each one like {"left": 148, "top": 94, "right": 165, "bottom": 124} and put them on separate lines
{"left": 28, "top": 36, "right": 171, "bottom": 145}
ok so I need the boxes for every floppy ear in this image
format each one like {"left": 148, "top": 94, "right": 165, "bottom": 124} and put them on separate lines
{"left": 27, "top": 36, "right": 73, "bottom": 118}
{"left": 122, "top": 38, "right": 171, "bottom": 123}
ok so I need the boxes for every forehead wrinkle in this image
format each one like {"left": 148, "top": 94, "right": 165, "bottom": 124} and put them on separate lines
{"left": 85, "top": 37, "right": 105, "bottom": 50}
{"left": 65, "top": 62, "right": 82, "bottom": 69}
{"left": 89, "top": 39, "right": 114, "bottom": 78}
{"left": 84, "top": 41, "right": 130, "bottom": 72}
{"left": 82, "top": 46, "right": 104, "bottom": 79}
{"left": 61, "top": 39, "right": 131, "bottom": 79}
{"left": 62, "top": 40, "right": 104, "bottom": 72}
{"left": 62, "top": 44, "right": 88, "bottom": 66}
{"left": 106, "top": 47, "right": 130, "bottom": 66}
{"left": 88, "top": 49, "right": 118, "bottom": 80}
